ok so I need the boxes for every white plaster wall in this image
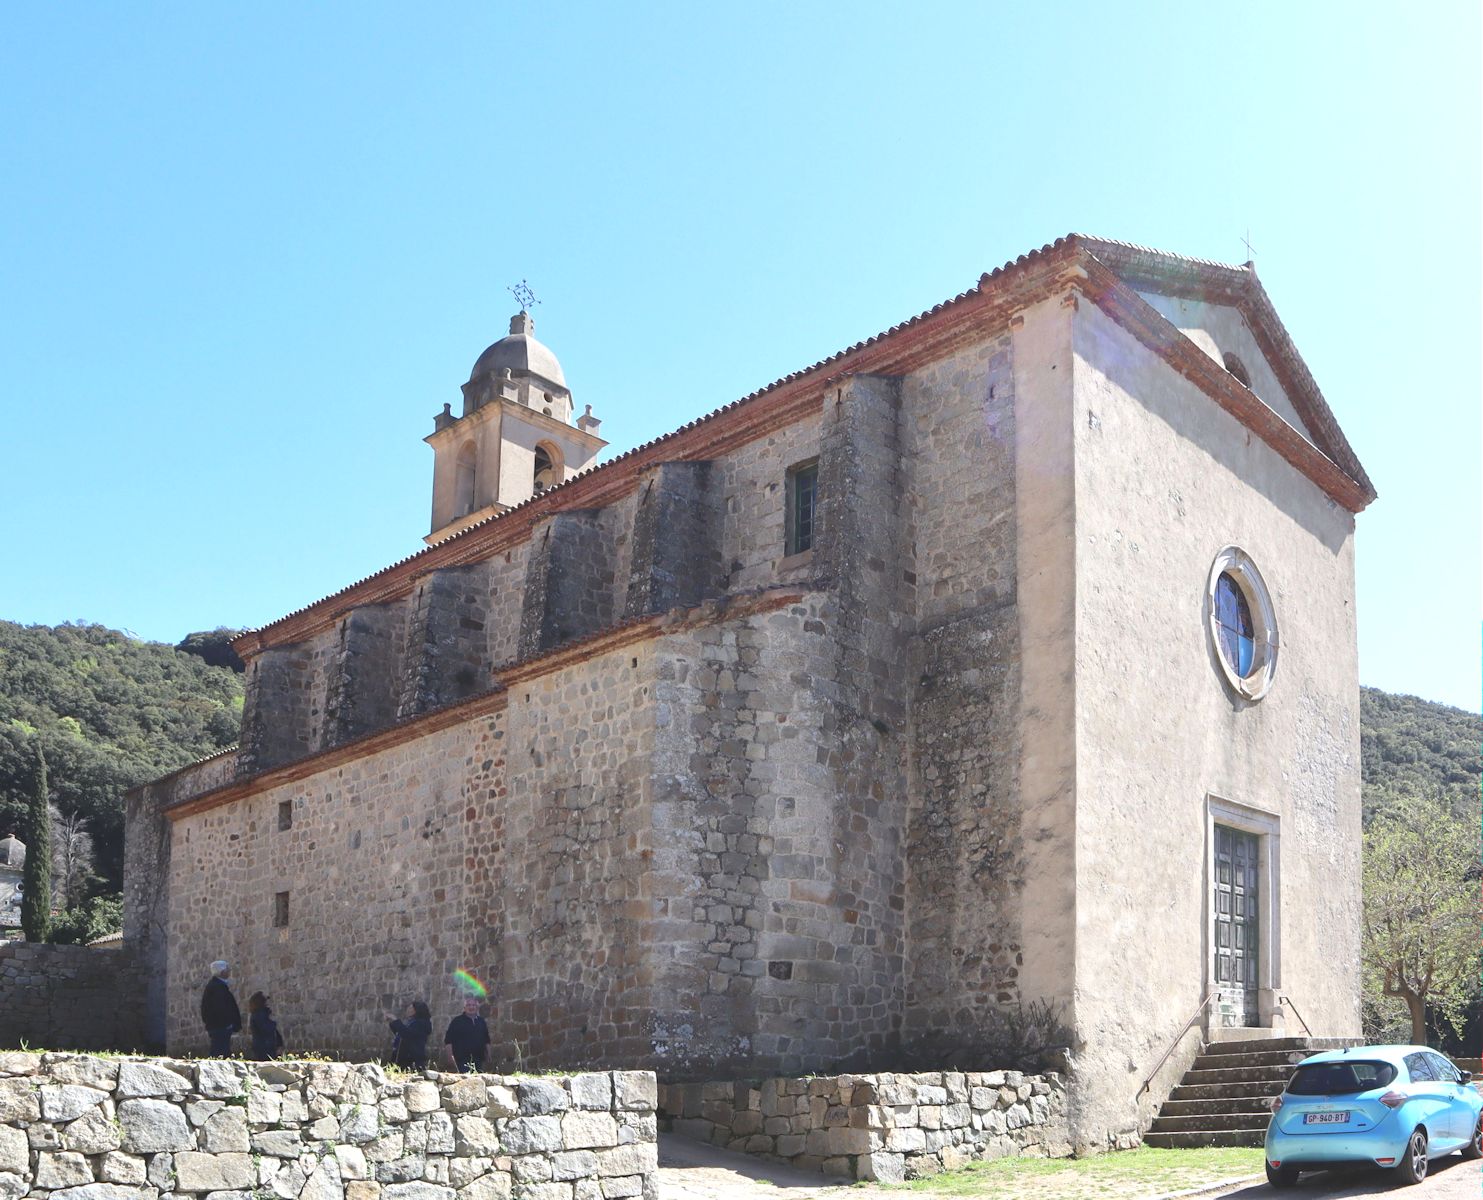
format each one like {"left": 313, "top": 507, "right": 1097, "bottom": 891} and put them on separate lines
{"left": 1067, "top": 297, "right": 1361, "bottom": 1149}
{"left": 1136, "top": 292, "right": 1312, "bottom": 442}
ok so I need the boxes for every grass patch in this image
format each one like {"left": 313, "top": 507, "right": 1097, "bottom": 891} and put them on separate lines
{"left": 885, "top": 1147, "right": 1264, "bottom": 1200}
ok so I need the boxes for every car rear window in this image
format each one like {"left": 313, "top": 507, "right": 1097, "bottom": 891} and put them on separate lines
{"left": 1288, "top": 1061, "right": 1397, "bottom": 1095}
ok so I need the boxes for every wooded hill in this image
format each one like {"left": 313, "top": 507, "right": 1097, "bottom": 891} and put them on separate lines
{"left": 0, "top": 622, "right": 243, "bottom": 894}
{"left": 0, "top": 621, "right": 1477, "bottom": 908}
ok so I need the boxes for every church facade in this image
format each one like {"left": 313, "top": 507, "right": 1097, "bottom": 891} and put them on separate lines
{"left": 125, "top": 235, "right": 1373, "bottom": 1150}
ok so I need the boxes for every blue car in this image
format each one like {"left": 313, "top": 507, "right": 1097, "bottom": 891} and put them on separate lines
{"left": 1264, "top": 1044, "right": 1482, "bottom": 1187}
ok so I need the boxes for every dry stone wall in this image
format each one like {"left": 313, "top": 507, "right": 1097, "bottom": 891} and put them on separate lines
{"left": 658, "top": 1069, "right": 1067, "bottom": 1182}
{"left": 0, "top": 1052, "right": 657, "bottom": 1200}
{"left": 0, "top": 946, "right": 148, "bottom": 1054}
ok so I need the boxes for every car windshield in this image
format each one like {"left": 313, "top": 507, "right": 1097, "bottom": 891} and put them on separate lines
{"left": 1288, "top": 1061, "right": 1397, "bottom": 1095}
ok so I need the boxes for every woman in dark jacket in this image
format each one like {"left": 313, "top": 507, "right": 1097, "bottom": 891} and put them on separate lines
{"left": 247, "top": 992, "right": 283, "bottom": 1061}
{"left": 383, "top": 1000, "right": 432, "bottom": 1069}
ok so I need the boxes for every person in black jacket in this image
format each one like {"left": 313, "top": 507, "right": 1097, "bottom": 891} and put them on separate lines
{"left": 443, "top": 996, "right": 491, "bottom": 1072}
{"left": 247, "top": 991, "right": 284, "bottom": 1061}
{"left": 383, "top": 1000, "right": 433, "bottom": 1070}
{"left": 200, "top": 960, "right": 241, "bottom": 1057}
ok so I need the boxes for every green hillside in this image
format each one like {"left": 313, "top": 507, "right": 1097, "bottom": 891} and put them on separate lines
{"left": 1360, "top": 686, "right": 1480, "bottom": 826}
{"left": 0, "top": 621, "right": 243, "bottom": 894}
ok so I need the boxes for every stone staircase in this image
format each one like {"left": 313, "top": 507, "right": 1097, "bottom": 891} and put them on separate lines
{"left": 1145, "top": 1036, "right": 1361, "bottom": 1148}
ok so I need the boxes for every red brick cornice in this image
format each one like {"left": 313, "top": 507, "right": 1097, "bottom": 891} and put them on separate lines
{"left": 170, "top": 588, "right": 807, "bottom": 821}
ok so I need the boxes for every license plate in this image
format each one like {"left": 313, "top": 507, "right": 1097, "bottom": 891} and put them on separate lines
{"left": 1304, "top": 1112, "right": 1349, "bottom": 1125}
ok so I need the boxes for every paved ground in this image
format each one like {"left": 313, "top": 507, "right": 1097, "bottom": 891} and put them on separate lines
{"left": 656, "top": 1135, "right": 1483, "bottom": 1200}
{"left": 1206, "top": 1156, "right": 1482, "bottom": 1198}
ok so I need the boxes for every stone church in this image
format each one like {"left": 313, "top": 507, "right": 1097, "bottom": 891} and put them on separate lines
{"left": 125, "top": 235, "right": 1373, "bottom": 1149}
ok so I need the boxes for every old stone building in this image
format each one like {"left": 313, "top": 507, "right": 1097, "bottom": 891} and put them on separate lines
{"left": 126, "top": 235, "right": 1373, "bottom": 1150}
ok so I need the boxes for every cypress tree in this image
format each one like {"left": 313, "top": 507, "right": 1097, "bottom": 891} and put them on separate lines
{"left": 20, "top": 742, "right": 51, "bottom": 943}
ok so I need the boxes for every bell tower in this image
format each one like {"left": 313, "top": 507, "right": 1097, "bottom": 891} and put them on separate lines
{"left": 425, "top": 309, "right": 606, "bottom": 544}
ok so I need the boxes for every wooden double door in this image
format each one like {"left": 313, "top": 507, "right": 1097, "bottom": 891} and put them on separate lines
{"left": 1213, "top": 824, "right": 1260, "bottom": 1025}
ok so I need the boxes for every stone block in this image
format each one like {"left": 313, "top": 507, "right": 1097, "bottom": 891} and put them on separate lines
{"left": 1005, "top": 1104, "right": 1030, "bottom": 1130}
{"left": 406, "top": 1082, "right": 442, "bottom": 1114}
{"left": 486, "top": 1085, "right": 519, "bottom": 1119}
{"left": 550, "top": 1151, "right": 597, "bottom": 1181}
{"left": 0, "top": 1128, "right": 23, "bottom": 1177}
{"left": 44, "top": 1056, "right": 119, "bottom": 1089}
{"left": 593, "top": 1144, "right": 656, "bottom": 1178}
{"left": 611, "top": 1073, "right": 655, "bottom": 1112}
{"left": 512, "top": 1156, "right": 553, "bottom": 1183}
{"left": 379, "top": 1156, "right": 430, "bottom": 1184}
{"left": 517, "top": 1080, "right": 569, "bottom": 1115}
{"left": 942, "top": 1103, "right": 971, "bottom": 1128}
{"left": 61, "top": 1104, "right": 121, "bottom": 1154}
{"left": 147, "top": 1151, "right": 175, "bottom": 1190}
{"left": 175, "top": 1150, "right": 256, "bottom": 1191}
{"left": 0, "top": 1051, "right": 40, "bottom": 1076}
{"left": 568, "top": 1074, "right": 612, "bottom": 1110}
{"left": 36, "top": 1151, "right": 95, "bottom": 1188}
{"left": 455, "top": 1116, "right": 500, "bottom": 1156}
{"left": 884, "top": 1127, "right": 925, "bottom": 1152}
{"left": 341, "top": 1102, "right": 383, "bottom": 1143}
{"left": 858, "top": 1151, "right": 904, "bottom": 1182}
{"left": 444, "top": 1078, "right": 488, "bottom": 1114}
{"left": 459, "top": 1176, "right": 511, "bottom": 1200}
{"left": 248, "top": 1088, "right": 284, "bottom": 1124}
{"left": 253, "top": 1129, "right": 306, "bottom": 1157}
{"left": 448, "top": 1158, "right": 492, "bottom": 1189}
{"left": 774, "top": 1134, "right": 805, "bottom": 1157}
{"left": 119, "top": 1098, "right": 196, "bottom": 1152}
{"left": 100, "top": 1151, "right": 148, "bottom": 1185}
{"left": 0, "top": 1078, "right": 38, "bottom": 1123}
{"left": 501, "top": 1116, "right": 562, "bottom": 1155}
{"left": 301, "top": 1158, "right": 346, "bottom": 1200}
{"left": 203, "top": 1106, "right": 252, "bottom": 1152}
{"left": 115, "top": 1062, "right": 193, "bottom": 1099}
{"left": 731, "top": 1110, "right": 763, "bottom": 1136}
{"left": 425, "top": 1111, "right": 456, "bottom": 1153}
{"left": 187, "top": 1099, "right": 227, "bottom": 1126}
{"left": 41, "top": 1083, "right": 110, "bottom": 1121}
{"left": 195, "top": 1060, "right": 248, "bottom": 1099}
{"left": 515, "top": 1184, "right": 572, "bottom": 1200}
{"left": 599, "top": 1177, "right": 641, "bottom": 1199}
{"left": 338, "top": 1146, "right": 371, "bottom": 1180}
{"left": 348, "top": 1184, "right": 384, "bottom": 1200}
{"left": 43, "top": 1186, "right": 153, "bottom": 1200}
{"left": 382, "top": 1185, "right": 455, "bottom": 1200}
{"left": 562, "top": 1111, "right": 619, "bottom": 1149}
{"left": 29, "top": 1118, "right": 62, "bottom": 1148}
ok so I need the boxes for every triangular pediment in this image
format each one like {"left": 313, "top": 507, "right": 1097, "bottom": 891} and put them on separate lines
{"left": 1075, "top": 237, "right": 1374, "bottom": 503}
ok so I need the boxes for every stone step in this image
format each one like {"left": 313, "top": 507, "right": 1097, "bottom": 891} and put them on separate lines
{"left": 1200, "top": 1036, "right": 1359, "bottom": 1056}
{"left": 1149, "top": 1111, "right": 1271, "bottom": 1134}
{"left": 1159, "top": 1097, "right": 1276, "bottom": 1118}
{"left": 1182, "top": 1066, "right": 1295, "bottom": 1089}
{"left": 1191, "top": 1049, "right": 1307, "bottom": 1071}
{"left": 1144, "top": 1129, "right": 1265, "bottom": 1149}
{"left": 1170, "top": 1082, "right": 1286, "bottom": 1103}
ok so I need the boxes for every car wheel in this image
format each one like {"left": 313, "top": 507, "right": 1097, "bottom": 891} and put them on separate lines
{"left": 1462, "top": 1112, "right": 1483, "bottom": 1160}
{"left": 1264, "top": 1162, "right": 1299, "bottom": 1188}
{"left": 1395, "top": 1127, "right": 1429, "bottom": 1185}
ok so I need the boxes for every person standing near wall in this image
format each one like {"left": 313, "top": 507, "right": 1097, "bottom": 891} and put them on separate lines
{"left": 200, "top": 960, "right": 241, "bottom": 1057}
{"left": 443, "top": 996, "right": 490, "bottom": 1073}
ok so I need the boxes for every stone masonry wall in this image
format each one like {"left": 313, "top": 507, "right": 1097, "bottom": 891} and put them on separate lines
{"left": 898, "top": 333, "right": 1026, "bottom": 1056}
{"left": 0, "top": 1051, "right": 657, "bottom": 1200}
{"left": 657, "top": 1069, "right": 1067, "bottom": 1182}
{"left": 0, "top": 946, "right": 148, "bottom": 1054}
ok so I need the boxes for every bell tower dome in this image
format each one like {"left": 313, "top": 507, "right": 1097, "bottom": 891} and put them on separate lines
{"left": 424, "top": 310, "right": 606, "bottom": 544}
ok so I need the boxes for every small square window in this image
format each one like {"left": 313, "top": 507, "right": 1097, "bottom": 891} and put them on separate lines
{"left": 273, "top": 892, "right": 290, "bottom": 928}
{"left": 785, "top": 460, "right": 819, "bottom": 556}
{"left": 277, "top": 801, "right": 293, "bottom": 832}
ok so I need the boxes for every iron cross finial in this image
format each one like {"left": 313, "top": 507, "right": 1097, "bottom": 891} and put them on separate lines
{"left": 1240, "top": 230, "right": 1257, "bottom": 264}
{"left": 509, "top": 280, "right": 540, "bottom": 313}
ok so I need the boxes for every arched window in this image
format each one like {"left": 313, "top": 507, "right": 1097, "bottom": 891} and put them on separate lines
{"left": 533, "top": 443, "right": 560, "bottom": 493}
{"left": 454, "top": 443, "right": 477, "bottom": 515}
{"left": 1223, "top": 353, "right": 1251, "bottom": 389}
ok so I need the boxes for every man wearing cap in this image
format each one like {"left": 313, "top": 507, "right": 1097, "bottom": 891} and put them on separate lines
{"left": 200, "top": 960, "right": 241, "bottom": 1057}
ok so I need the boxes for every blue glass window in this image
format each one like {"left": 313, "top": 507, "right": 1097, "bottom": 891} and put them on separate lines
{"left": 1215, "top": 573, "right": 1255, "bottom": 677}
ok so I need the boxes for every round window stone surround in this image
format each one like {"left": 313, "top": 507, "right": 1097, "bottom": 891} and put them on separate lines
{"left": 1206, "top": 546, "right": 1278, "bottom": 701}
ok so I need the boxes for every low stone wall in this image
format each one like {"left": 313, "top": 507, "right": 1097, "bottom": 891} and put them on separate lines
{"left": 658, "top": 1070, "right": 1069, "bottom": 1181}
{"left": 0, "top": 943, "right": 148, "bottom": 1052}
{"left": 0, "top": 1052, "right": 657, "bottom": 1200}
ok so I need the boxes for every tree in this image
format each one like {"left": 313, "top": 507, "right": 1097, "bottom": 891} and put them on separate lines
{"left": 1361, "top": 794, "right": 1480, "bottom": 1043}
{"left": 20, "top": 742, "right": 51, "bottom": 942}
{"left": 50, "top": 805, "right": 95, "bottom": 910}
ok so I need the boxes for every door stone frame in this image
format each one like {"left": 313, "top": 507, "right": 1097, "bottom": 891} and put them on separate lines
{"left": 1204, "top": 794, "right": 1283, "bottom": 1033}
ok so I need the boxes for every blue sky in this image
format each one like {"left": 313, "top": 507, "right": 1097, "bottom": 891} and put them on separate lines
{"left": 1, "top": 3, "right": 1478, "bottom": 711}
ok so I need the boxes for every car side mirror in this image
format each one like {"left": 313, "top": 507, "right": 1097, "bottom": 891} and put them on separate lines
{"left": 1460, "top": 1071, "right": 1473, "bottom": 1084}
